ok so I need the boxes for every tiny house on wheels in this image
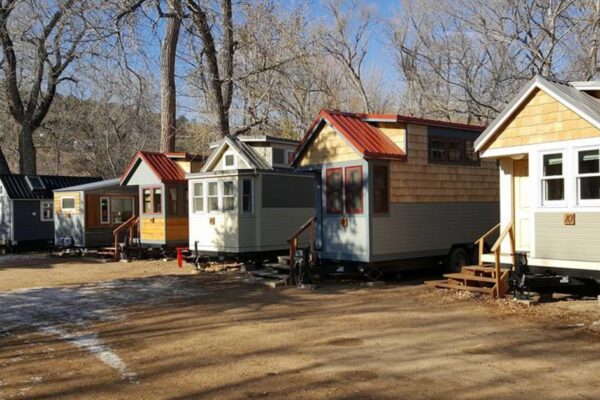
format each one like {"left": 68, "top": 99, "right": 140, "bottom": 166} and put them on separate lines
{"left": 120, "top": 151, "right": 204, "bottom": 248}
{"left": 187, "top": 135, "right": 314, "bottom": 259}
{"left": 474, "top": 75, "right": 600, "bottom": 283}
{"left": 54, "top": 178, "right": 139, "bottom": 249}
{"left": 0, "top": 174, "right": 100, "bottom": 250}
{"left": 292, "top": 109, "right": 499, "bottom": 272}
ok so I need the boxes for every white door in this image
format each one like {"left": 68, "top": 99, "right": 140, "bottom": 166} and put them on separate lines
{"left": 513, "top": 159, "right": 530, "bottom": 252}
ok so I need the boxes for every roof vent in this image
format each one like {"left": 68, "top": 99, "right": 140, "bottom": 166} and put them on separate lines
{"left": 25, "top": 175, "right": 45, "bottom": 190}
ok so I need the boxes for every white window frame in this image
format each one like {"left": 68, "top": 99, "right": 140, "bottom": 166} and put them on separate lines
{"left": 540, "top": 151, "right": 566, "bottom": 207}
{"left": 222, "top": 180, "right": 235, "bottom": 212}
{"left": 61, "top": 196, "right": 76, "bottom": 211}
{"left": 40, "top": 200, "right": 53, "bottom": 222}
{"left": 192, "top": 182, "right": 205, "bottom": 214}
{"left": 242, "top": 178, "right": 253, "bottom": 214}
{"left": 100, "top": 197, "right": 110, "bottom": 224}
{"left": 223, "top": 151, "right": 237, "bottom": 170}
{"left": 207, "top": 181, "right": 220, "bottom": 213}
{"left": 576, "top": 147, "right": 600, "bottom": 206}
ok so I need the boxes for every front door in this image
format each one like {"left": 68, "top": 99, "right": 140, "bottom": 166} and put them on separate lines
{"left": 513, "top": 159, "right": 530, "bottom": 252}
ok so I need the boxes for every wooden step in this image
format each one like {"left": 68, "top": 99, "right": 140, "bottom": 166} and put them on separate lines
{"left": 249, "top": 270, "right": 290, "bottom": 280}
{"left": 444, "top": 273, "right": 497, "bottom": 283}
{"left": 263, "top": 263, "right": 290, "bottom": 272}
{"left": 429, "top": 281, "right": 494, "bottom": 295}
{"left": 462, "top": 265, "right": 509, "bottom": 274}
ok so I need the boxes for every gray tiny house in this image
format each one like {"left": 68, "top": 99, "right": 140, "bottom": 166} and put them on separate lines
{"left": 54, "top": 179, "right": 139, "bottom": 248}
{"left": 0, "top": 174, "right": 100, "bottom": 250}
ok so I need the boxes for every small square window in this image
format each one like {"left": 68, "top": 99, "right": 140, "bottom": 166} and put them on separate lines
{"left": 61, "top": 197, "right": 76, "bottom": 210}
{"left": 225, "top": 154, "right": 235, "bottom": 167}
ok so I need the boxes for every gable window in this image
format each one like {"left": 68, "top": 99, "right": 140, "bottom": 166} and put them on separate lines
{"left": 223, "top": 181, "right": 235, "bottom": 211}
{"left": 242, "top": 178, "right": 253, "bottom": 213}
{"left": 373, "top": 165, "right": 389, "bottom": 214}
{"left": 168, "top": 187, "right": 178, "bottom": 214}
{"left": 224, "top": 154, "right": 235, "bottom": 168}
{"left": 208, "top": 182, "right": 219, "bottom": 212}
{"left": 41, "top": 201, "right": 53, "bottom": 221}
{"left": 429, "top": 134, "right": 480, "bottom": 165}
{"left": 192, "top": 183, "right": 204, "bottom": 213}
{"left": 325, "top": 168, "right": 343, "bottom": 214}
{"left": 345, "top": 166, "right": 363, "bottom": 214}
{"left": 26, "top": 176, "right": 45, "bottom": 190}
{"left": 112, "top": 198, "right": 134, "bottom": 223}
{"left": 100, "top": 197, "right": 110, "bottom": 224}
{"left": 542, "top": 153, "right": 564, "bottom": 204}
{"left": 577, "top": 149, "right": 600, "bottom": 202}
{"left": 142, "top": 188, "right": 162, "bottom": 214}
{"left": 61, "top": 196, "right": 76, "bottom": 210}
{"left": 272, "top": 148, "right": 285, "bottom": 165}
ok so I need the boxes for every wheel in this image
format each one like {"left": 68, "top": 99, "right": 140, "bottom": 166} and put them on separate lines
{"left": 448, "top": 247, "right": 469, "bottom": 273}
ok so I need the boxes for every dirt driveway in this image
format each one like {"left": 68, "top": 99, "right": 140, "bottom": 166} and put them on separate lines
{"left": 1, "top": 255, "right": 600, "bottom": 400}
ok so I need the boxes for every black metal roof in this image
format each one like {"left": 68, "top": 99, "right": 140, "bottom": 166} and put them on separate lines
{"left": 0, "top": 174, "right": 102, "bottom": 200}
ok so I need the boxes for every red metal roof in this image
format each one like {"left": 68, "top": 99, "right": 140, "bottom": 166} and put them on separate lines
{"left": 293, "top": 109, "right": 486, "bottom": 165}
{"left": 121, "top": 151, "right": 187, "bottom": 184}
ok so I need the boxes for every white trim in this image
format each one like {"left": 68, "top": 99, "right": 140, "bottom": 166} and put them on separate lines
{"left": 222, "top": 180, "right": 236, "bottom": 212}
{"left": 575, "top": 147, "right": 600, "bottom": 206}
{"left": 540, "top": 151, "right": 566, "bottom": 207}
{"left": 206, "top": 181, "right": 220, "bottom": 213}
{"left": 40, "top": 200, "right": 53, "bottom": 222}
{"left": 482, "top": 253, "right": 600, "bottom": 272}
{"left": 100, "top": 197, "right": 110, "bottom": 224}
{"left": 191, "top": 181, "right": 205, "bottom": 214}
{"left": 222, "top": 150, "right": 237, "bottom": 170}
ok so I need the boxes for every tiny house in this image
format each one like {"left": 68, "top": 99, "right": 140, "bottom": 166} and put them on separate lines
{"left": 54, "top": 179, "right": 139, "bottom": 248}
{"left": 292, "top": 109, "right": 499, "bottom": 270}
{"left": 0, "top": 174, "right": 100, "bottom": 249}
{"left": 187, "top": 135, "right": 314, "bottom": 257}
{"left": 120, "top": 151, "right": 204, "bottom": 248}
{"left": 475, "top": 75, "right": 600, "bottom": 277}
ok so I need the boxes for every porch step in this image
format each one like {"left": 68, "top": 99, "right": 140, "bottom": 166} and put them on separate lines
{"left": 444, "top": 273, "right": 497, "bottom": 284}
{"left": 426, "top": 281, "right": 494, "bottom": 295}
{"left": 462, "top": 264, "right": 509, "bottom": 274}
{"left": 249, "top": 269, "right": 290, "bottom": 281}
{"left": 263, "top": 263, "right": 290, "bottom": 272}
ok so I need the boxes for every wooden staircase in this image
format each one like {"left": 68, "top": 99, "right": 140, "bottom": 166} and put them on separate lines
{"left": 111, "top": 215, "right": 140, "bottom": 261}
{"left": 427, "top": 222, "right": 516, "bottom": 299}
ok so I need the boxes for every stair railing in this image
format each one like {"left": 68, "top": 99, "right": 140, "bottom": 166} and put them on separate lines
{"left": 287, "top": 216, "right": 316, "bottom": 285}
{"left": 489, "top": 222, "right": 516, "bottom": 298}
{"left": 474, "top": 223, "right": 500, "bottom": 264}
{"left": 112, "top": 215, "right": 140, "bottom": 261}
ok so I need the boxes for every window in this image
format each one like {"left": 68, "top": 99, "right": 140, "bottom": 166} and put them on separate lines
{"left": 61, "top": 197, "right": 75, "bottom": 210}
{"left": 168, "top": 187, "right": 178, "bottom": 214}
{"left": 26, "top": 176, "right": 45, "bottom": 190}
{"left": 465, "top": 140, "right": 477, "bottom": 162}
{"left": 242, "top": 178, "right": 253, "bottom": 213}
{"left": 100, "top": 197, "right": 110, "bottom": 224}
{"left": 112, "top": 198, "right": 134, "bottom": 223}
{"left": 223, "top": 181, "right": 235, "bottom": 211}
{"left": 208, "top": 182, "right": 219, "bottom": 212}
{"left": 447, "top": 139, "right": 464, "bottom": 162}
{"left": 287, "top": 150, "right": 295, "bottom": 165}
{"left": 224, "top": 154, "right": 235, "bottom": 168}
{"left": 542, "top": 153, "right": 564, "bottom": 204}
{"left": 326, "top": 168, "right": 343, "bottom": 214}
{"left": 142, "top": 188, "right": 162, "bottom": 214}
{"left": 429, "top": 137, "right": 446, "bottom": 161}
{"left": 578, "top": 149, "right": 600, "bottom": 202}
{"left": 428, "top": 135, "right": 479, "bottom": 165}
{"left": 41, "top": 201, "right": 53, "bottom": 221}
{"left": 192, "top": 183, "right": 204, "bottom": 213}
{"left": 272, "top": 148, "right": 285, "bottom": 165}
{"left": 373, "top": 165, "right": 389, "bottom": 213}
{"left": 345, "top": 166, "right": 363, "bottom": 214}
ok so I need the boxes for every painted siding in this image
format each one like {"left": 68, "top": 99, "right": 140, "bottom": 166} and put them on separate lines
{"left": 251, "top": 208, "right": 313, "bottom": 251}
{"left": 535, "top": 212, "right": 600, "bottom": 262}
{"left": 54, "top": 192, "right": 82, "bottom": 215}
{"left": 371, "top": 202, "right": 499, "bottom": 259}
{"left": 13, "top": 200, "right": 54, "bottom": 242}
{"left": 489, "top": 88, "right": 600, "bottom": 150}
{"left": 191, "top": 213, "right": 240, "bottom": 252}
{"left": 126, "top": 161, "right": 161, "bottom": 186}
{"left": 390, "top": 124, "right": 499, "bottom": 203}
{"left": 298, "top": 125, "right": 361, "bottom": 166}
{"left": 322, "top": 215, "right": 369, "bottom": 261}
{"left": 140, "top": 216, "right": 166, "bottom": 242}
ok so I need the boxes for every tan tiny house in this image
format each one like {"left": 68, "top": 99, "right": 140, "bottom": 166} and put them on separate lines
{"left": 293, "top": 109, "right": 499, "bottom": 270}
{"left": 475, "top": 75, "right": 600, "bottom": 275}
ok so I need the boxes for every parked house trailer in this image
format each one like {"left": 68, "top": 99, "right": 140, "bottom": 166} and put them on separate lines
{"left": 187, "top": 135, "right": 314, "bottom": 257}
{"left": 54, "top": 179, "right": 139, "bottom": 248}
{"left": 120, "top": 151, "right": 204, "bottom": 248}
{"left": 292, "top": 109, "right": 499, "bottom": 269}
{"left": 475, "top": 75, "right": 600, "bottom": 276}
{"left": 0, "top": 174, "right": 100, "bottom": 249}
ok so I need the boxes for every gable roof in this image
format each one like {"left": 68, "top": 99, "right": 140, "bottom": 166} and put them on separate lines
{"left": 0, "top": 174, "right": 101, "bottom": 200}
{"left": 475, "top": 75, "right": 600, "bottom": 152}
{"left": 54, "top": 178, "right": 121, "bottom": 193}
{"left": 120, "top": 151, "right": 188, "bottom": 185}
{"left": 292, "top": 109, "right": 485, "bottom": 166}
{"left": 202, "top": 135, "right": 271, "bottom": 172}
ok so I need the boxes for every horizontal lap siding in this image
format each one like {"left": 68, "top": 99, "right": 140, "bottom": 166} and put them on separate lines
{"left": 298, "top": 126, "right": 360, "bottom": 166}
{"left": 253, "top": 208, "right": 314, "bottom": 251}
{"left": 13, "top": 201, "right": 53, "bottom": 242}
{"left": 535, "top": 213, "right": 600, "bottom": 262}
{"left": 190, "top": 213, "right": 239, "bottom": 252}
{"left": 166, "top": 216, "right": 189, "bottom": 243}
{"left": 141, "top": 217, "right": 165, "bottom": 242}
{"left": 489, "top": 89, "right": 600, "bottom": 150}
{"left": 323, "top": 215, "right": 369, "bottom": 261}
{"left": 391, "top": 124, "right": 499, "bottom": 203}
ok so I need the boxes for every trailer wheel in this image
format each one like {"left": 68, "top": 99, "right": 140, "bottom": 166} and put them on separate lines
{"left": 448, "top": 247, "right": 469, "bottom": 273}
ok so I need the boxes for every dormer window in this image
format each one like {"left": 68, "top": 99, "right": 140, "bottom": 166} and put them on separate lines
{"left": 26, "top": 176, "right": 45, "bottom": 190}
{"left": 272, "top": 148, "right": 285, "bottom": 165}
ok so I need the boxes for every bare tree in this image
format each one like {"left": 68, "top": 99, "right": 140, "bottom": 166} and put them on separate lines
{"left": 0, "top": 147, "right": 9, "bottom": 174}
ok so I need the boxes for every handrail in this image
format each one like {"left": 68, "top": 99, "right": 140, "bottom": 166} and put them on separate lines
{"left": 491, "top": 222, "right": 513, "bottom": 252}
{"left": 113, "top": 215, "right": 139, "bottom": 260}
{"left": 113, "top": 215, "right": 138, "bottom": 236}
{"left": 475, "top": 223, "right": 500, "bottom": 265}
{"left": 287, "top": 216, "right": 316, "bottom": 243}
{"left": 287, "top": 216, "right": 316, "bottom": 285}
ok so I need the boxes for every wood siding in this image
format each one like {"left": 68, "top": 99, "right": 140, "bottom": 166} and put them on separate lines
{"left": 489, "top": 88, "right": 600, "bottom": 150}
{"left": 54, "top": 192, "right": 82, "bottom": 215}
{"left": 166, "top": 216, "right": 188, "bottom": 242}
{"left": 298, "top": 125, "right": 360, "bottom": 166}
{"left": 390, "top": 124, "right": 499, "bottom": 203}
{"left": 141, "top": 217, "right": 165, "bottom": 242}
{"left": 535, "top": 212, "right": 600, "bottom": 262}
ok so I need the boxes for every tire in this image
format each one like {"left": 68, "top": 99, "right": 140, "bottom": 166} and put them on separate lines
{"left": 448, "top": 247, "right": 469, "bottom": 273}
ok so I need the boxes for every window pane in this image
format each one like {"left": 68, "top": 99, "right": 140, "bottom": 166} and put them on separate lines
{"left": 223, "top": 197, "right": 234, "bottom": 211}
{"left": 242, "top": 179, "right": 252, "bottom": 213}
{"left": 272, "top": 148, "right": 285, "bottom": 164}
{"left": 100, "top": 198, "right": 110, "bottom": 223}
{"left": 193, "top": 197, "right": 204, "bottom": 212}
{"left": 543, "top": 154, "right": 563, "bottom": 176}
{"left": 113, "top": 198, "right": 133, "bottom": 223}
{"left": 326, "top": 169, "right": 343, "bottom": 214}
{"left": 208, "top": 197, "right": 219, "bottom": 212}
{"left": 579, "top": 150, "right": 599, "bottom": 174}
{"left": 169, "top": 188, "right": 178, "bottom": 214}
{"left": 225, "top": 154, "right": 234, "bottom": 167}
{"left": 580, "top": 176, "right": 600, "bottom": 200}
{"left": 373, "top": 165, "right": 389, "bottom": 213}
{"left": 448, "top": 140, "right": 464, "bottom": 162}
{"left": 143, "top": 189, "right": 151, "bottom": 213}
{"left": 153, "top": 189, "right": 162, "bottom": 213}
{"left": 223, "top": 181, "right": 234, "bottom": 196}
{"left": 430, "top": 138, "right": 446, "bottom": 161}
{"left": 345, "top": 166, "right": 363, "bottom": 213}
{"left": 208, "top": 182, "right": 218, "bottom": 196}
{"left": 194, "top": 183, "right": 203, "bottom": 197}
{"left": 62, "top": 198, "right": 75, "bottom": 209}
{"left": 544, "top": 179, "right": 564, "bottom": 201}
{"left": 465, "top": 140, "right": 477, "bottom": 162}
{"left": 243, "top": 179, "right": 252, "bottom": 196}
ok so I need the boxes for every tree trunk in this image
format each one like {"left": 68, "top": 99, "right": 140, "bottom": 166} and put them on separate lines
{"left": 18, "top": 124, "right": 36, "bottom": 174}
{"left": 0, "top": 147, "right": 10, "bottom": 174}
{"left": 159, "top": 2, "right": 181, "bottom": 153}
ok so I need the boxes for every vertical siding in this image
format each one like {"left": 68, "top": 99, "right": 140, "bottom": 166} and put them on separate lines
{"left": 535, "top": 212, "right": 600, "bottom": 262}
